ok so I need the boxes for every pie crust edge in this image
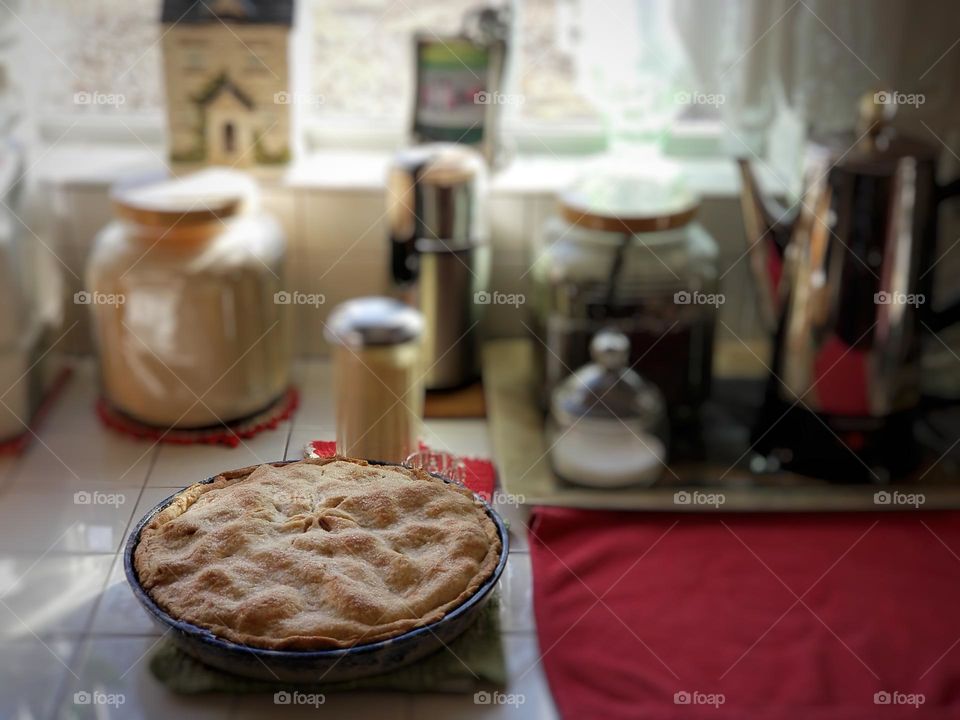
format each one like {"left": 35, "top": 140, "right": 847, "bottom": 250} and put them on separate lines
{"left": 131, "top": 456, "right": 503, "bottom": 650}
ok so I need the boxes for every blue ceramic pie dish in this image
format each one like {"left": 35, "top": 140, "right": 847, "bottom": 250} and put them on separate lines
{"left": 123, "top": 460, "right": 509, "bottom": 683}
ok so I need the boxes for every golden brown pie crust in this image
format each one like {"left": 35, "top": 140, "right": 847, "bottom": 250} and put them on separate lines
{"left": 133, "top": 457, "right": 501, "bottom": 650}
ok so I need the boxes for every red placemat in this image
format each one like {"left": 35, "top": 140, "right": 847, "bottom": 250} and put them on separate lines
{"left": 529, "top": 507, "right": 960, "bottom": 720}
{"left": 305, "top": 440, "right": 496, "bottom": 501}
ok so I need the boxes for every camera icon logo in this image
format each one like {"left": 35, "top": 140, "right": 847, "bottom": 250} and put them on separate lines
{"left": 474, "top": 91, "right": 491, "bottom": 105}
{"left": 674, "top": 691, "right": 692, "bottom": 705}
{"left": 274, "top": 291, "right": 292, "bottom": 305}
{"left": 874, "top": 491, "right": 891, "bottom": 505}
{"left": 274, "top": 691, "right": 291, "bottom": 704}
{"left": 74, "top": 491, "right": 92, "bottom": 505}
{"left": 274, "top": 92, "right": 291, "bottom": 105}
{"left": 874, "top": 291, "right": 892, "bottom": 304}
{"left": 674, "top": 491, "right": 691, "bottom": 505}
{"left": 474, "top": 691, "right": 491, "bottom": 704}
{"left": 874, "top": 91, "right": 891, "bottom": 105}
{"left": 73, "top": 691, "right": 91, "bottom": 705}
{"left": 74, "top": 291, "right": 92, "bottom": 305}
{"left": 674, "top": 290, "right": 691, "bottom": 305}
{"left": 474, "top": 290, "right": 491, "bottom": 305}
{"left": 874, "top": 691, "right": 892, "bottom": 705}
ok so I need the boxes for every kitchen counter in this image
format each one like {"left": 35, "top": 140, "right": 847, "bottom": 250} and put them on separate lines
{"left": 0, "top": 361, "right": 557, "bottom": 720}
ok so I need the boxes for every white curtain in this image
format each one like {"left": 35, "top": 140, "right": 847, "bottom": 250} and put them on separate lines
{"left": 672, "top": 0, "right": 960, "bottom": 174}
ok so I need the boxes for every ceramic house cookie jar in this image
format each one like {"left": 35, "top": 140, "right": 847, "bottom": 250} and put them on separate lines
{"left": 160, "top": 0, "right": 293, "bottom": 169}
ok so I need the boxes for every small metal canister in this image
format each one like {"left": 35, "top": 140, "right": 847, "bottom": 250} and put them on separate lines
{"left": 324, "top": 297, "right": 425, "bottom": 463}
{"left": 548, "top": 329, "right": 668, "bottom": 487}
{"left": 387, "top": 143, "right": 489, "bottom": 389}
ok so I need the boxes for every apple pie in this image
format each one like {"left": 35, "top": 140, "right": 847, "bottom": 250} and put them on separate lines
{"left": 133, "top": 456, "right": 501, "bottom": 649}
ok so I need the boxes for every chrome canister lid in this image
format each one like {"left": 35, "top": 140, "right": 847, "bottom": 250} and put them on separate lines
{"left": 324, "top": 297, "right": 424, "bottom": 348}
{"left": 387, "top": 143, "right": 487, "bottom": 251}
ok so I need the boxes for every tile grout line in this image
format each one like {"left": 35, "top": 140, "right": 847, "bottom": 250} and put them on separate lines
{"left": 45, "top": 443, "right": 161, "bottom": 720}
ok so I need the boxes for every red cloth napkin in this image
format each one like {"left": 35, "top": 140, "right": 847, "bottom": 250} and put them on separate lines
{"left": 529, "top": 507, "right": 960, "bottom": 720}
{"left": 305, "top": 440, "right": 496, "bottom": 501}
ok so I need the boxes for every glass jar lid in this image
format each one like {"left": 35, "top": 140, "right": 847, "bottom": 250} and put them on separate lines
{"left": 111, "top": 169, "right": 257, "bottom": 229}
{"left": 325, "top": 296, "right": 424, "bottom": 348}
{"left": 559, "top": 154, "right": 699, "bottom": 234}
{"left": 551, "top": 329, "right": 665, "bottom": 425}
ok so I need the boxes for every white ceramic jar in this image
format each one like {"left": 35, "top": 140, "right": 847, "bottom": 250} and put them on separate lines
{"left": 87, "top": 170, "right": 292, "bottom": 428}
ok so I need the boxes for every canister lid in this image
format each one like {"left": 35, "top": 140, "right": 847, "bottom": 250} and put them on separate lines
{"left": 387, "top": 143, "right": 487, "bottom": 251}
{"left": 559, "top": 156, "right": 699, "bottom": 234}
{"left": 324, "top": 297, "right": 424, "bottom": 347}
{"left": 111, "top": 169, "right": 257, "bottom": 228}
{"left": 550, "top": 329, "right": 665, "bottom": 424}
{"left": 391, "top": 143, "right": 485, "bottom": 188}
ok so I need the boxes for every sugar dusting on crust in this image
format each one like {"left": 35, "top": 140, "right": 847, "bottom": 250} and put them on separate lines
{"left": 132, "top": 456, "right": 501, "bottom": 650}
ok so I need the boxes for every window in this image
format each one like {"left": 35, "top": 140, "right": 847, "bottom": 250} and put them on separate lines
{"left": 2, "top": 0, "right": 954, "bottom": 206}
{"left": 6, "top": 0, "right": 723, "bottom": 154}
{"left": 12, "top": 0, "right": 163, "bottom": 119}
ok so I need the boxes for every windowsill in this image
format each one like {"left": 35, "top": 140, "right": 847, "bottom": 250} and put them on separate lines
{"left": 32, "top": 143, "right": 790, "bottom": 199}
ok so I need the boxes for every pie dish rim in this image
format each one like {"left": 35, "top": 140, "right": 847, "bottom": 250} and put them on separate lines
{"left": 123, "top": 458, "right": 509, "bottom": 659}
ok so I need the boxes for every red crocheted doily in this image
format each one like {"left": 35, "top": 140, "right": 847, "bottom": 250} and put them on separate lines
{"left": 304, "top": 439, "right": 496, "bottom": 501}
{"left": 97, "top": 387, "right": 299, "bottom": 447}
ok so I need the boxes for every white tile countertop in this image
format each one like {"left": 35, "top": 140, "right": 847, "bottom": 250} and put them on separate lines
{"left": 0, "top": 361, "right": 557, "bottom": 720}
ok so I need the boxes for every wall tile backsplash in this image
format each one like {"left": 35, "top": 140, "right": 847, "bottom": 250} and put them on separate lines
{"left": 39, "top": 163, "right": 761, "bottom": 358}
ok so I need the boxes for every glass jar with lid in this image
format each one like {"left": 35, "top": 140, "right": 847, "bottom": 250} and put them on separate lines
{"left": 531, "top": 156, "right": 719, "bottom": 424}
{"left": 87, "top": 169, "right": 291, "bottom": 428}
{"left": 548, "top": 329, "right": 668, "bottom": 487}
